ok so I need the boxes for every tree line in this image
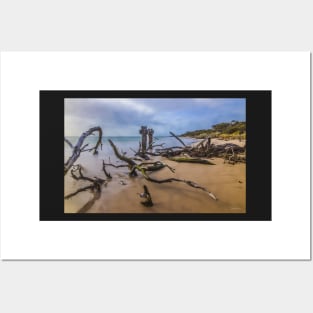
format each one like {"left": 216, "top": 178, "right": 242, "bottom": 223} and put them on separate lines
{"left": 180, "top": 120, "right": 246, "bottom": 138}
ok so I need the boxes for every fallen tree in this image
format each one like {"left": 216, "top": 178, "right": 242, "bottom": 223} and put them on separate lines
{"left": 64, "top": 126, "right": 103, "bottom": 175}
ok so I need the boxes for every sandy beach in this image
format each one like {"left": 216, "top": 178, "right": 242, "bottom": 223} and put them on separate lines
{"left": 64, "top": 138, "right": 246, "bottom": 214}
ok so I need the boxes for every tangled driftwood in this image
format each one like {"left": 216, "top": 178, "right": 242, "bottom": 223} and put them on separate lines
{"left": 150, "top": 131, "right": 246, "bottom": 164}
{"left": 108, "top": 139, "right": 217, "bottom": 200}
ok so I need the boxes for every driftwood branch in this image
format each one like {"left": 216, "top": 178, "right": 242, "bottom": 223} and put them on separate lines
{"left": 156, "top": 146, "right": 184, "bottom": 151}
{"left": 64, "top": 137, "right": 74, "bottom": 149}
{"left": 148, "top": 141, "right": 165, "bottom": 150}
{"left": 71, "top": 165, "right": 97, "bottom": 183}
{"left": 64, "top": 184, "right": 95, "bottom": 199}
{"left": 102, "top": 161, "right": 112, "bottom": 179}
{"left": 77, "top": 184, "right": 101, "bottom": 213}
{"left": 137, "top": 161, "right": 175, "bottom": 173}
{"left": 129, "top": 161, "right": 175, "bottom": 176}
{"left": 139, "top": 185, "right": 153, "bottom": 207}
{"left": 108, "top": 139, "right": 138, "bottom": 176}
{"left": 169, "top": 131, "right": 186, "bottom": 147}
{"left": 133, "top": 165, "right": 217, "bottom": 200}
{"left": 168, "top": 157, "right": 215, "bottom": 165}
{"left": 65, "top": 181, "right": 102, "bottom": 214}
{"left": 64, "top": 165, "right": 105, "bottom": 213}
{"left": 103, "top": 162, "right": 128, "bottom": 168}
{"left": 64, "top": 127, "right": 103, "bottom": 175}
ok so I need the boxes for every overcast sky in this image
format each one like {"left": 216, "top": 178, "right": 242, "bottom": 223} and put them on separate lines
{"left": 65, "top": 98, "right": 246, "bottom": 136}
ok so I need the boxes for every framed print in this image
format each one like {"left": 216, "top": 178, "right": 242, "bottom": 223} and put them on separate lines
{"left": 0, "top": 52, "right": 310, "bottom": 260}
{"left": 40, "top": 90, "right": 271, "bottom": 221}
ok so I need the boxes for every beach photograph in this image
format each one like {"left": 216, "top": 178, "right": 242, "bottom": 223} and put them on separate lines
{"left": 64, "top": 98, "right": 246, "bottom": 214}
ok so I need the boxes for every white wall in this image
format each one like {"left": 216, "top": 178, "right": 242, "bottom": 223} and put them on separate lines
{"left": 0, "top": 1, "right": 312, "bottom": 313}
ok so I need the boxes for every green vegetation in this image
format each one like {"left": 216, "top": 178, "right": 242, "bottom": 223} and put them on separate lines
{"left": 181, "top": 120, "right": 246, "bottom": 140}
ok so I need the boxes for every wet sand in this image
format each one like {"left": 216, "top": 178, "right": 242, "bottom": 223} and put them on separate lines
{"left": 64, "top": 150, "right": 246, "bottom": 214}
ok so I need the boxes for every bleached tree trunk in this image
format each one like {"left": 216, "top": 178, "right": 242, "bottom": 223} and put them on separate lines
{"left": 64, "top": 126, "right": 102, "bottom": 175}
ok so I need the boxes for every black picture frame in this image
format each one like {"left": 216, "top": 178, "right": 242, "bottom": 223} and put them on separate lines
{"left": 40, "top": 90, "right": 271, "bottom": 221}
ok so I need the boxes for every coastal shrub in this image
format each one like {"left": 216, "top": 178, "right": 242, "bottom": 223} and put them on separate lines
{"left": 180, "top": 121, "right": 246, "bottom": 139}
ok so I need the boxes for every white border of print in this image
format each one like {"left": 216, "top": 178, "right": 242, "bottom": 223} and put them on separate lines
{"left": 0, "top": 52, "right": 310, "bottom": 260}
